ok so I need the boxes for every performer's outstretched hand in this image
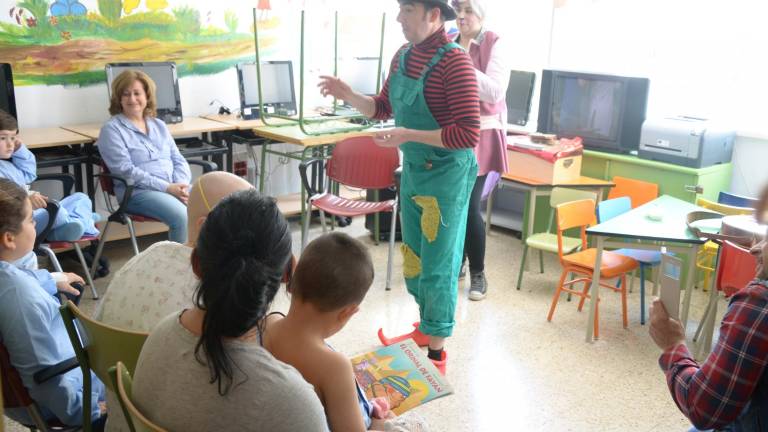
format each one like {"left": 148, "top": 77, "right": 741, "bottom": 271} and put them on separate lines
{"left": 373, "top": 128, "right": 409, "bottom": 148}
{"left": 318, "top": 75, "right": 352, "bottom": 101}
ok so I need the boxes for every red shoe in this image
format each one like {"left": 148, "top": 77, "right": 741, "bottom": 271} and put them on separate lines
{"left": 430, "top": 351, "right": 447, "bottom": 375}
{"left": 377, "top": 322, "right": 429, "bottom": 347}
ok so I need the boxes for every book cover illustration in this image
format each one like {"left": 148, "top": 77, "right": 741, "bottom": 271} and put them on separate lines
{"left": 351, "top": 339, "right": 453, "bottom": 415}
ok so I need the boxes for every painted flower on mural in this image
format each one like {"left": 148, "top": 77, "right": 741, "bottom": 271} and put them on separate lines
{"left": 50, "top": 0, "right": 88, "bottom": 17}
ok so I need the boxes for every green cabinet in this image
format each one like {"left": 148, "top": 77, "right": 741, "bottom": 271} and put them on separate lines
{"left": 581, "top": 150, "right": 733, "bottom": 203}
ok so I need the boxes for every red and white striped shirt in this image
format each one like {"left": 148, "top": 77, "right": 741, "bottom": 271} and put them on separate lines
{"left": 373, "top": 28, "right": 480, "bottom": 149}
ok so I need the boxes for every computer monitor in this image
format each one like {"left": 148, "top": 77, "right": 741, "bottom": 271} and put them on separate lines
{"left": 237, "top": 61, "right": 297, "bottom": 120}
{"left": 537, "top": 69, "right": 649, "bottom": 154}
{"left": 506, "top": 70, "right": 536, "bottom": 126}
{"left": 340, "top": 57, "right": 383, "bottom": 97}
{"left": 0, "top": 63, "right": 17, "bottom": 122}
{"left": 105, "top": 62, "right": 183, "bottom": 124}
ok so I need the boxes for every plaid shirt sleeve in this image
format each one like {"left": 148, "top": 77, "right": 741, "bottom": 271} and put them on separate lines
{"left": 659, "top": 280, "right": 768, "bottom": 430}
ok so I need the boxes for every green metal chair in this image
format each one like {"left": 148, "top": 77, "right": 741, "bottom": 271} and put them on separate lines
{"left": 59, "top": 301, "right": 148, "bottom": 432}
{"left": 108, "top": 362, "right": 167, "bottom": 432}
{"left": 516, "top": 187, "right": 597, "bottom": 290}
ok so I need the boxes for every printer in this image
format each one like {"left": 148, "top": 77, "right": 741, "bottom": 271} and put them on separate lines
{"left": 639, "top": 116, "right": 735, "bottom": 168}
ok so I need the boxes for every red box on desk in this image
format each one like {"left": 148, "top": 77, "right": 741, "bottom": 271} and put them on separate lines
{"left": 505, "top": 136, "right": 583, "bottom": 184}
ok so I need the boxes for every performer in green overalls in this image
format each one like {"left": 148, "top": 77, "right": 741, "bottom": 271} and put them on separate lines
{"left": 319, "top": 0, "right": 480, "bottom": 374}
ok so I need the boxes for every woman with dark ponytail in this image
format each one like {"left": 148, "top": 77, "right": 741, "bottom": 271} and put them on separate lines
{"left": 132, "top": 190, "right": 328, "bottom": 431}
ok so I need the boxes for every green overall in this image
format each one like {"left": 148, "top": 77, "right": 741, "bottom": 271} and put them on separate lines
{"left": 389, "top": 42, "right": 478, "bottom": 338}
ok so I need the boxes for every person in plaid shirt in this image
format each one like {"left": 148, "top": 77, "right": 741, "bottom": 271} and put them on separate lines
{"left": 649, "top": 185, "right": 768, "bottom": 432}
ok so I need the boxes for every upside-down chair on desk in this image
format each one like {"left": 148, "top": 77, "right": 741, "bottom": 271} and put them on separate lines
{"left": 299, "top": 136, "right": 400, "bottom": 290}
{"left": 88, "top": 160, "right": 217, "bottom": 279}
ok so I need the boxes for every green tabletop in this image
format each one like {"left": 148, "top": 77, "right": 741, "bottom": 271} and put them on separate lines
{"left": 587, "top": 195, "right": 711, "bottom": 244}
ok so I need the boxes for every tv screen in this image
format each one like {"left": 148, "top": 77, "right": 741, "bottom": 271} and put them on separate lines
{"left": 237, "top": 61, "right": 296, "bottom": 119}
{"left": 340, "top": 57, "right": 382, "bottom": 97}
{"left": 0, "top": 63, "right": 17, "bottom": 121}
{"left": 551, "top": 76, "right": 623, "bottom": 141}
{"left": 506, "top": 70, "right": 536, "bottom": 126}
{"left": 105, "top": 62, "right": 183, "bottom": 124}
{"left": 538, "top": 69, "right": 649, "bottom": 153}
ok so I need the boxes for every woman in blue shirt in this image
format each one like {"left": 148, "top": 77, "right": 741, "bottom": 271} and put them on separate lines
{"left": 98, "top": 70, "right": 191, "bottom": 243}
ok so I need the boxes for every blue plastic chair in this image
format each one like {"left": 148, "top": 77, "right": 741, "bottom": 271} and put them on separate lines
{"left": 718, "top": 191, "right": 759, "bottom": 209}
{"left": 597, "top": 197, "right": 662, "bottom": 324}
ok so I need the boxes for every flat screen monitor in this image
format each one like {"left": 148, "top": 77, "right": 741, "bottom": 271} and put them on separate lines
{"left": 340, "top": 57, "right": 382, "bottom": 97}
{"left": 506, "top": 70, "right": 536, "bottom": 126}
{"left": 237, "top": 61, "right": 297, "bottom": 120}
{"left": 0, "top": 63, "right": 17, "bottom": 122}
{"left": 105, "top": 62, "right": 183, "bottom": 124}
{"left": 537, "top": 69, "right": 649, "bottom": 153}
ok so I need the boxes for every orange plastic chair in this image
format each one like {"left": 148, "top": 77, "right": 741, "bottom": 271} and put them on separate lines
{"left": 546, "top": 199, "right": 639, "bottom": 338}
{"left": 607, "top": 176, "right": 659, "bottom": 208}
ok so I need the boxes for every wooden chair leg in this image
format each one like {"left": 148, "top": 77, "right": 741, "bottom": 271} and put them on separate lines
{"left": 594, "top": 301, "right": 600, "bottom": 340}
{"left": 547, "top": 270, "right": 569, "bottom": 322}
{"left": 639, "top": 265, "right": 646, "bottom": 325}
{"left": 577, "top": 278, "right": 591, "bottom": 312}
{"left": 621, "top": 274, "right": 628, "bottom": 328}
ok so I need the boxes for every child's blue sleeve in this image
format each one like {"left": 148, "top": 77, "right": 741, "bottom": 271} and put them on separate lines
{"left": 0, "top": 144, "right": 37, "bottom": 185}
{"left": 30, "top": 269, "right": 58, "bottom": 296}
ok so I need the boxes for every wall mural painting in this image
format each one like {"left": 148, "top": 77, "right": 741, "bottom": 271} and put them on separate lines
{"left": 0, "top": 0, "right": 281, "bottom": 86}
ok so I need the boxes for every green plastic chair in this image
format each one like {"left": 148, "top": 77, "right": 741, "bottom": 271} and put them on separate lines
{"left": 516, "top": 187, "right": 597, "bottom": 290}
{"left": 108, "top": 362, "right": 167, "bottom": 432}
{"left": 59, "top": 301, "right": 148, "bottom": 432}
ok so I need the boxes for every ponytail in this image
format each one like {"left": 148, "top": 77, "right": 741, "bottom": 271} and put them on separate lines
{"left": 191, "top": 190, "right": 291, "bottom": 395}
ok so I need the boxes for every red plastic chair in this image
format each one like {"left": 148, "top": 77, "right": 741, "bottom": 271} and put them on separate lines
{"left": 86, "top": 162, "right": 160, "bottom": 280}
{"left": 298, "top": 136, "right": 400, "bottom": 290}
{"left": 693, "top": 240, "right": 758, "bottom": 346}
{"left": 33, "top": 173, "right": 100, "bottom": 299}
{"left": 1, "top": 342, "right": 80, "bottom": 431}
{"left": 717, "top": 240, "right": 759, "bottom": 297}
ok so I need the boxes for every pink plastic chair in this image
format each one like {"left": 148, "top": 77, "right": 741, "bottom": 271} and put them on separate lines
{"left": 299, "top": 136, "right": 400, "bottom": 290}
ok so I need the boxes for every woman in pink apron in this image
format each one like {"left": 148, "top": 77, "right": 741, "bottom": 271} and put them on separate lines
{"left": 453, "top": 0, "right": 509, "bottom": 300}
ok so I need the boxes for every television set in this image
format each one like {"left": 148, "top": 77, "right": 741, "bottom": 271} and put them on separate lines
{"left": 237, "top": 61, "right": 297, "bottom": 120}
{"left": 0, "top": 63, "right": 17, "bottom": 121}
{"left": 340, "top": 57, "right": 383, "bottom": 97}
{"left": 506, "top": 70, "right": 536, "bottom": 126}
{"left": 105, "top": 62, "right": 183, "bottom": 124}
{"left": 537, "top": 69, "right": 649, "bottom": 153}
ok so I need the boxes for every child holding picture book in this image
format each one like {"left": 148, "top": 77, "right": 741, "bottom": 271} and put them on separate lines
{"left": 263, "top": 232, "right": 428, "bottom": 432}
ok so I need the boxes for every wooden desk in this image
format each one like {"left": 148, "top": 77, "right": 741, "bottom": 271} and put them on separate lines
{"left": 62, "top": 117, "right": 237, "bottom": 172}
{"left": 20, "top": 127, "right": 93, "bottom": 149}
{"left": 488, "top": 173, "right": 614, "bottom": 241}
{"left": 19, "top": 127, "right": 95, "bottom": 199}
{"left": 585, "top": 196, "right": 709, "bottom": 342}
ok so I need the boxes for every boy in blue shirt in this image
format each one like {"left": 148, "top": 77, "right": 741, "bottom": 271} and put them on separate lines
{"left": 0, "top": 109, "right": 99, "bottom": 270}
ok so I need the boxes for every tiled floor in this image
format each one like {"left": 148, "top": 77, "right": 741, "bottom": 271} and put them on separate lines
{"left": 5, "top": 217, "right": 722, "bottom": 431}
